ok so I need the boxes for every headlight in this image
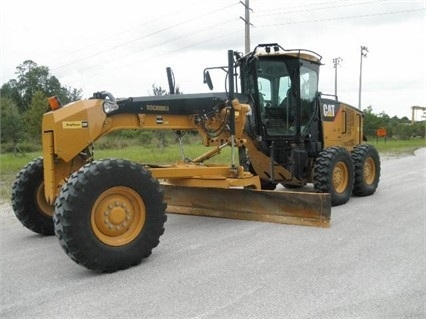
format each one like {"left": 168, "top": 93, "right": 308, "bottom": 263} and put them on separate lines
{"left": 103, "top": 101, "right": 119, "bottom": 114}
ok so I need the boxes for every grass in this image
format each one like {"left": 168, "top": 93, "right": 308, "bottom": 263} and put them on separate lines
{"left": 0, "top": 144, "right": 232, "bottom": 203}
{"left": 1, "top": 138, "right": 424, "bottom": 203}
{"left": 0, "top": 152, "right": 41, "bottom": 202}
{"left": 369, "top": 137, "right": 425, "bottom": 155}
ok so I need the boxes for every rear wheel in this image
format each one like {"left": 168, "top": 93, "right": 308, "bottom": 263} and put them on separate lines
{"left": 11, "top": 157, "right": 54, "bottom": 235}
{"left": 313, "top": 147, "right": 354, "bottom": 206}
{"left": 54, "top": 158, "right": 167, "bottom": 272}
{"left": 352, "top": 144, "right": 380, "bottom": 196}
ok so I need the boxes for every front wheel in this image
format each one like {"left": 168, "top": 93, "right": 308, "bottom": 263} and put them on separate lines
{"left": 11, "top": 157, "right": 55, "bottom": 235}
{"left": 352, "top": 144, "right": 381, "bottom": 196}
{"left": 54, "top": 158, "right": 167, "bottom": 272}
{"left": 313, "top": 147, "right": 354, "bottom": 206}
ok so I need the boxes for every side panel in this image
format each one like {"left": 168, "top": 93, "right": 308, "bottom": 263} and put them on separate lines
{"left": 42, "top": 100, "right": 107, "bottom": 162}
{"left": 320, "top": 99, "right": 363, "bottom": 150}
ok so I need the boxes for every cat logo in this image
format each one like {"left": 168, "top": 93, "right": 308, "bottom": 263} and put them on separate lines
{"left": 323, "top": 104, "right": 336, "bottom": 117}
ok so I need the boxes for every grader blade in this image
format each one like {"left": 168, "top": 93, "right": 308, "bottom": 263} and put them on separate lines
{"left": 162, "top": 185, "right": 331, "bottom": 228}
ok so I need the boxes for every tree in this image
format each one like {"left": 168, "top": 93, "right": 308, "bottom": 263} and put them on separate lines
{"left": 362, "top": 105, "right": 425, "bottom": 139}
{"left": 24, "top": 91, "right": 48, "bottom": 141}
{"left": 0, "top": 80, "right": 22, "bottom": 110}
{"left": 0, "top": 97, "right": 25, "bottom": 149}
{"left": 362, "top": 106, "right": 380, "bottom": 137}
{"left": 151, "top": 84, "right": 167, "bottom": 97}
{"left": 0, "top": 60, "right": 82, "bottom": 112}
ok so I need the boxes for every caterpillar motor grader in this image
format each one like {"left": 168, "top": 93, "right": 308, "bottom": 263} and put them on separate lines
{"left": 11, "top": 43, "right": 380, "bottom": 272}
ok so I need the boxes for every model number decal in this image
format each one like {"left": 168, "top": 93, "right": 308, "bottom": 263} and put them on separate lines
{"left": 146, "top": 105, "right": 169, "bottom": 112}
{"left": 62, "top": 121, "right": 88, "bottom": 129}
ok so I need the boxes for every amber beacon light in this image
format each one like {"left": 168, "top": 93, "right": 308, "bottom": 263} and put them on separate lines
{"left": 48, "top": 96, "right": 62, "bottom": 110}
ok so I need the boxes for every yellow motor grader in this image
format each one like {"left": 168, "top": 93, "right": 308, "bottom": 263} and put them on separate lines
{"left": 11, "top": 43, "right": 380, "bottom": 272}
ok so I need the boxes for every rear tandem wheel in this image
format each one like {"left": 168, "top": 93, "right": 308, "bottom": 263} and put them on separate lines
{"left": 351, "top": 144, "right": 381, "bottom": 196}
{"left": 54, "top": 158, "right": 167, "bottom": 272}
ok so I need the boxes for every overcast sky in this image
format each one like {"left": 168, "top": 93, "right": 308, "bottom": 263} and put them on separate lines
{"left": 1, "top": 0, "right": 425, "bottom": 119}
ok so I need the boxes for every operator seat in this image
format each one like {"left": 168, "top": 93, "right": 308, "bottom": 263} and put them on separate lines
{"left": 281, "top": 88, "right": 296, "bottom": 123}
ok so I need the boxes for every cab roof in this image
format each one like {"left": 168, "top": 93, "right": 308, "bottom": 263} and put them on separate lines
{"left": 244, "top": 43, "right": 322, "bottom": 64}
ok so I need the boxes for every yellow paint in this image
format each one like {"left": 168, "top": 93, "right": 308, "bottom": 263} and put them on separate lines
{"left": 322, "top": 102, "right": 363, "bottom": 150}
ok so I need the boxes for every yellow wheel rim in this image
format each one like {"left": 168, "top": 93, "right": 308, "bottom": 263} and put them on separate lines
{"left": 333, "top": 161, "right": 349, "bottom": 193}
{"left": 91, "top": 186, "right": 146, "bottom": 247}
{"left": 36, "top": 182, "right": 54, "bottom": 217}
{"left": 363, "top": 157, "right": 376, "bottom": 185}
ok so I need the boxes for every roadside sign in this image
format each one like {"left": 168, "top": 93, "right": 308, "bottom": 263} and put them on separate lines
{"left": 376, "top": 128, "right": 387, "bottom": 143}
{"left": 376, "top": 128, "right": 387, "bottom": 137}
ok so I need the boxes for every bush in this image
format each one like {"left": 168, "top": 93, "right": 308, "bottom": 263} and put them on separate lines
{"left": 0, "top": 141, "right": 41, "bottom": 154}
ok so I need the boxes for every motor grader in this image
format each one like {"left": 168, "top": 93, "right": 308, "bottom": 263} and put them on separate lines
{"left": 11, "top": 43, "right": 380, "bottom": 272}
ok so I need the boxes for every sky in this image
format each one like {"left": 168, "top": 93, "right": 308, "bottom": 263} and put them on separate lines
{"left": 1, "top": 0, "right": 425, "bottom": 119}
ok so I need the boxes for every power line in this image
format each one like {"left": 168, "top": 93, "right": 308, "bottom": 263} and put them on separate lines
{"left": 255, "top": 0, "right": 388, "bottom": 17}
{"left": 256, "top": 8, "right": 425, "bottom": 28}
{"left": 51, "top": 5, "right": 193, "bottom": 63}
{"left": 254, "top": 0, "right": 355, "bottom": 13}
{"left": 80, "top": 28, "right": 244, "bottom": 84}
{"left": 63, "top": 17, "right": 239, "bottom": 77}
{"left": 51, "top": 2, "right": 240, "bottom": 72}
{"left": 49, "top": 2, "right": 424, "bottom": 94}
{"left": 121, "top": 29, "right": 244, "bottom": 70}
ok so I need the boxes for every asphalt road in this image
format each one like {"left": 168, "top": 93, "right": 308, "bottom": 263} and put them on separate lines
{"left": 1, "top": 148, "right": 425, "bottom": 319}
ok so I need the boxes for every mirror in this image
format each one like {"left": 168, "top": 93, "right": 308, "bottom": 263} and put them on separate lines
{"left": 204, "top": 71, "right": 214, "bottom": 91}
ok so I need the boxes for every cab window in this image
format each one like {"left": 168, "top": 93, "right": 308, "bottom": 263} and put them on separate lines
{"left": 257, "top": 59, "right": 296, "bottom": 136}
{"left": 258, "top": 77, "right": 271, "bottom": 102}
{"left": 299, "top": 65, "right": 318, "bottom": 131}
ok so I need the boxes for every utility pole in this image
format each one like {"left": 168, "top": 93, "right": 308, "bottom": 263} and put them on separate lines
{"left": 332, "top": 57, "right": 342, "bottom": 98}
{"left": 240, "top": 0, "right": 253, "bottom": 54}
{"left": 358, "top": 46, "right": 368, "bottom": 109}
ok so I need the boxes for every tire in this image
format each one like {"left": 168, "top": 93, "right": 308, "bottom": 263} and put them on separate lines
{"left": 54, "top": 158, "right": 167, "bottom": 272}
{"left": 313, "top": 147, "right": 354, "bottom": 206}
{"left": 352, "top": 144, "right": 381, "bottom": 196}
{"left": 260, "top": 180, "right": 277, "bottom": 190}
{"left": 281, "top": 183, "right": 302, "bottom": 190}
{"left": 11, "top": 157, "right": 55, "bottom": 235}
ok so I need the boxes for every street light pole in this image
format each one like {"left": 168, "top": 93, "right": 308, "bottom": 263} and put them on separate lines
{"left": 333, "top": 57, "right": 342, "bottom": 98}
{"left": 358, "top": 46, "right": 368, "bottom": 109}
